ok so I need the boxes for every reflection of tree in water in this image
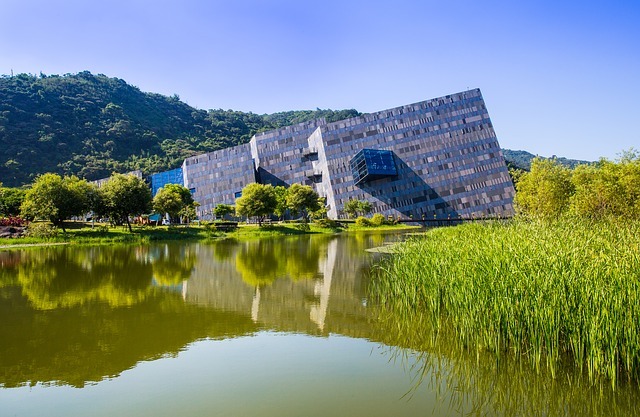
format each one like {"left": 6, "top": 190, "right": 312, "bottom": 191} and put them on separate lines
{"left": 235, "top": 240, "right": 284, "bottom": 287}
{"left": 150, "top": 244, "right": 197, "bottom": 286}
{"left": 0, "top": 251, "right": 21, "bottom": 288}
{"left": 373, "top": 308, "right": 640, "bottom": 417}
{"left": 0, "top": 288, "right": 257, "bottom": 388}
{"left": 281, "top": 235, "right": 327, "bottom": 281}
{"left": 348, "top": 232, "right": 388, "bottom": 255}
{"left": 16, "top": 246, "right": 155, "bottom": 310}
{"left": 212, "top": 239, "right": 237, "bottom": 262}
{"left": 235, "top": 236, "right": 332, "bottom": 287}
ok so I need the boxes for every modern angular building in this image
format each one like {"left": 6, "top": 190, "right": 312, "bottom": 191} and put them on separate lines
{"left": 163, "top": 89, "right": 515, "bottom": 220}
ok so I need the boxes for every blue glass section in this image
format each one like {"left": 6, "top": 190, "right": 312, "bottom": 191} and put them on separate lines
{"left": 349, "top": 149, "right": 396, "bottom": 185}
{"left": 150, "top": 168, "right": 184, "bottom": 196}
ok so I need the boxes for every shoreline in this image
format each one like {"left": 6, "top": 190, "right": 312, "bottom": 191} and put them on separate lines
{"left": 0, "top": 223, "right": 421, "bottom": 249}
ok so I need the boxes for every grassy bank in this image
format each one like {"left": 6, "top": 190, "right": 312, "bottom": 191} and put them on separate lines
{"left": 0, "top": 221, "right": 417, "bottom": 247}
{"left": 370, "top": 218, "right": 640, "bottom": 387}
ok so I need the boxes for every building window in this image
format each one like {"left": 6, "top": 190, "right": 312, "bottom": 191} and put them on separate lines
{"left": 349, "top": 149, "right": 397, "bottom": 185}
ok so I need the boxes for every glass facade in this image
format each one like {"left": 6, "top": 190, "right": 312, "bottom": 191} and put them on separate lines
{"left": 150, "top": 168, "right": 184, "bottom": 196}
{"left": 350, "top": 149, "right": 396, "bottom": 185}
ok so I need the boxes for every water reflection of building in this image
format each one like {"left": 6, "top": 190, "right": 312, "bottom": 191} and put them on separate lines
{"left": 183, "top": 236, "right": 375, "bottom": 335}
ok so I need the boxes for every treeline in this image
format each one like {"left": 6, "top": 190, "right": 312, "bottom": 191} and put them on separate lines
{"left": 514, "top": 150, "right": 640, "bottom": 219}
{"left": 0, "top": 72, "right": 360, "bottom": 186}
{"left": 5, "top": 172, "right": 197, "bottom": 233}
{"left": 502, "top": 149, "right": 589, "bottom": 171}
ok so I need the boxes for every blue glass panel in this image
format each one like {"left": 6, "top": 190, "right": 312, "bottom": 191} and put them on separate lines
{"left": 150, "top": 168, "right": 184, "bottom": 196}
{"left": 349, "top": 149, "right": 396, "bottom": 185}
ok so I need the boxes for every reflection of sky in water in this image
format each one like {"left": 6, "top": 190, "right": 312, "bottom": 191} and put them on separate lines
{"left": 1, "top": 334, "right": 452, "bottom": 417}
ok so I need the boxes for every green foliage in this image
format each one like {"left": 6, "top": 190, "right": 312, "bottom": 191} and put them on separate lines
{"left": 570, "top": 156, "right": 640, "bottom": 219}
{"left": 25, "top": 222, "right": 59, "bottom": 239}
{"left": 515, "top": 152, "right": 640, "bottom": 220}
{"left": 213, "top": 203, "right": 234, "bottom": 219}
{"left": 514, "top": 158, "right": 574, "bottom": 218}
{"left": 285, "top": 183, "right": 320, "bottom": 221}
{"left": 101, "top": 173, "right": 152, "bottom": 231}
{"left": 153, "top": 183, "right": 194, "bottom": 223}
{"left": 313, "top": 218, "right": 342, "bottom": 229}
{"left": 273, "top": 186, "right": 288, "bottom": 220}
{"left": 507, "top": 166, "right": 526, "bottom": 187}
{"left": 0, "top": 72, "right": 361, "bottom": 187}
{"left": 355, "top": 216, "right": 371, "bottom": 227}
{"left": 344, "top": 199, "right": 373, "bottom": 218}
{"left": 0, "top": 186, "right": 25, "bottom": 216}
{"left": 20, "top": 173, "right": 92, "bottom": 231}
{"left": 235, "top": 183, "right": 277, "bottom": 226}
{"left": 370, "top": 213, "right": 387, "bottom": 226}
{"left": 309, "top": 197, "right": 328, "bottom": 220}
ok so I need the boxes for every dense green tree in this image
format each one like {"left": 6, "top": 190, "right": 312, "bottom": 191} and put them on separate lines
{"left": 0, "top": 72, "right": 361, "bottom": 187}
{"left": 514, "top": 158, "right": 574, "bottom": 218}
{"left": 235, "top": 183, "right": 277, "bottom": 226}
{"left": 153, "top": 184, "right": 194, "bottom": 223}
{"left": 101, "top": 173, "right": 152, "bottom": 232}
{"left": 285, "top": 184, "right": 320, "bottom": 222}
{"left": 213, "top": 203, "right": 235, "bottom": 219}
{"left": 570, "top": 153, "right": 640, "bottom": 219}
{"left": 310, "top": 197, "right": 328, "bottom": 220}
{"left": 0, "top": 185, "right": 26, "bottom": 216}
{"left": 343, "top": 199, "right": 373, "bottom": 218}
{"left": 273, "top": 185, "right": 288, "bottom": 220}
{"left": 20, "top": 173, "right": 91, "bottom": 231}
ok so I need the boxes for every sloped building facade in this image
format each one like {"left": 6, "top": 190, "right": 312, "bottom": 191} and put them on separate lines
{"left": 168, "top": 89, "right": 515, "bottom": 220}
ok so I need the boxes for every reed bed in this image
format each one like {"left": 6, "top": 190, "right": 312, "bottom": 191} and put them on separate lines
{"left": 370, "top": 218, "right": 640, "bottom": 387}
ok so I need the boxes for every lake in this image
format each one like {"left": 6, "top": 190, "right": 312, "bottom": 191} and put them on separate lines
{"left": 1, "top": 232, "right": 638, "bottom": 416}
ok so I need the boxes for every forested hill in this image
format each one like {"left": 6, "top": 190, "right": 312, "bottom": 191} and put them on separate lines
{"left": 502, "top": 149, "right": 590, "bottom": 171}
{"left": 0, "top": 72, "right": 587, "bottom": 187}
{"left": 0, "top": 72, "right": 360, "bottom": 187}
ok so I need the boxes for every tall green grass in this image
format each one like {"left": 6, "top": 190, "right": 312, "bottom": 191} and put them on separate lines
{"left": 370, "top": 218, "right": 640, "bottom": 387}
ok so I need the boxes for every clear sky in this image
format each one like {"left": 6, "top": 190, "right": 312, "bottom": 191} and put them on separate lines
{"left": 1, "top": 0, "right": 638, "bottom": 161}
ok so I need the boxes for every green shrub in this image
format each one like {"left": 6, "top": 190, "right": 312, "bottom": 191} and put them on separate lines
{"left": 314, "top": 218, "right": 342, "bottom": 229}
{"left": 26, "top": 222, "right": 59, "bottom": 239}
{"left": 294, "top": 222, "right": 310, "bottom": 232}
{"left": 370, "top": 213, "right": 387, "bottom": 226}
{"left": 355, "top": 216, "right": 371, "bottom": 227}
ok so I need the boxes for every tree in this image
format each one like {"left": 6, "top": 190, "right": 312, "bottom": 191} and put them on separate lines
{"left": 153, "top": 184, "right": 194, "bottom": 223}
{"left": 285, "top": 184, "right": 320, "bottom": 222}
{"left": 213, "top": 204, "right": 235, "bottom": 219}
{"left": 235, "top": 183, "right": 277, "bottom": 226}
{"left": 102, "top": 174, "right": 152, "bottom": 232}
{"left": 343, "top": 199, "right": 373, "bottom": 218}
{"left": 179, "top": 201, "right": 199, "bottom": 223}
{"left": 514, "top": 158, "right": 574, "bottom": 218}
{"left": 273, "top": 186, "right": 288, "bottom": 220}
{"left": 570, "top": 153, "right": 640, "bottom": 219}
{"left": 309, "top": 197, "right": 328, "bottom": 220}
{"left": 359, "top": 200, "right": 373, "bottom": 216}
{"left": 0, "top": 185, "right": 26, "bottom": 216}
{"left": 20, "top": 173, "right": 90, "bottom": 232}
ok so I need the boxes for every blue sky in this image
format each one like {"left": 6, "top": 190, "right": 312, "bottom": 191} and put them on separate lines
{"left": 1, "top": 0, "right": 638, "bottom": 161}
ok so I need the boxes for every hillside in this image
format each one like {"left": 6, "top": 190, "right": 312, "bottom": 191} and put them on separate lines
{"left": 502, "top": 149, "right": 590, "bottom": 171}
{"left": 0, "top": 72, "right": 586, "bottom": 187}
{"left": 0, "top": 72, "right": 360, "bottom": 187}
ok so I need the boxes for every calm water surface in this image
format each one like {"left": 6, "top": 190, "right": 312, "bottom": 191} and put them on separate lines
{"left": 1, "top": 232, "right": 638, "bottom": 416}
